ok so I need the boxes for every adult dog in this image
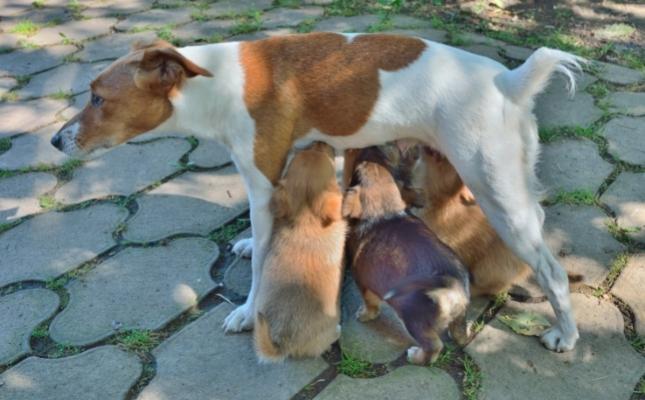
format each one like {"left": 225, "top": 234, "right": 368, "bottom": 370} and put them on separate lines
{"left": 50, "top": 32, "right": 583, "bottom": 351}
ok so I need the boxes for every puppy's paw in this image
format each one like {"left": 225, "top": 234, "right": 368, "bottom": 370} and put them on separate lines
{"left": 222, "top": 303, "right": 254, "bottom": 333}
{"left": 356, "top": 305, "right": 379, "bottom": 322}
{"left": 406, "top": 346, "right": 428, "bottom": 365}
{"left": 232, "top": 238, "right": 253, "bottom": 258}
{"left": 540, "top": 326, "right": 579, "bottom": 352}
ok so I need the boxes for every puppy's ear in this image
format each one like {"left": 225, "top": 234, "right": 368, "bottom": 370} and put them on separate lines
{"left": 341, "top": 187, "right": 362, "bottom": 219}
{"left": 270, "top": 181, "right": 291, "bottom": 220}
{"left": 315, "top": 191, "right": 342, "bottom": 227}
{"left": 134, "top": 46, "right": 213, "bottom": 94}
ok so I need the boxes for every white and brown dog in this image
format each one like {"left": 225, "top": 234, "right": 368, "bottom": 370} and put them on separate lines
{"left": 50, "top": 33, "right": 583, "bottom": 351}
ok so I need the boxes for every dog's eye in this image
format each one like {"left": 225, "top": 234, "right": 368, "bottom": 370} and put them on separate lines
{"left": 91, "top": 93, "right": 104, "bottom": 107}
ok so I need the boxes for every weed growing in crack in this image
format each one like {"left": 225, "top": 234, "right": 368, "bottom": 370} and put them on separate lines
{"left": 209, "top": 218, "right": 250, "bottom": 245}
{"left": 32, "top": 325, "right": 49, "bottom": 339}
{"left": 492, "top": 291, "right": 509, "bottom": 308}
{"left": 551, "top": 189, "right": 596, "bottom": 206}
{"left": 0, "top": 221, "right": 20, "bottom": 235}
{"left": 50, "top": 342, "right": 81, "bottom": 357}
{"left": 45, "top": 276, "right": 68, "bottom": 291}
{"left": 429, "top": 343, "right": 455, "bottom": 369}
{"left": 116, "top": 329, "right": 160, "bottom": 354}
{"left": 605, "top": 252, "right": 629, "bottom": 288}
{"left": 10, "top": 20, "right": 40, "bottom": 36}
{"left": 337, "top": 351, "right": 375, "bottom": 378}
{"left": 0, "top": 137, "right": 11, "bottom": 153}
{"left": 231, "top": 11, "right": 263, "bottom": 35}
{"left": 462, "top": 354, "right": 482, "bottom": 400}
{"left": 38, "top": 194, "right": 62, "bottom": 210}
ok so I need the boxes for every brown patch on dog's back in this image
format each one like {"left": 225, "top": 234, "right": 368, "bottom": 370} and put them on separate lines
{"left": 241, "top": 33, "right": 427, "bottom": 183}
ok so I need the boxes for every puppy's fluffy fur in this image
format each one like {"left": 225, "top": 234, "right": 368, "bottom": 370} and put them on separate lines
{"left": 254, "top": 142, "right": 346, "bottom": 362}
{"left": 409, "top": 147, "right": 531, "bottom": 296}
{"left": 343, "top": 146, "right": 470, "bottom": 365}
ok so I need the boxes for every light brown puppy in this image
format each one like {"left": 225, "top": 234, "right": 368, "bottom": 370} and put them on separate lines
{"left": 254, "top": 142, "right": 346, "bottom": 362}
{"left": 409, "top": 146, "right": 531, "bottom": 296}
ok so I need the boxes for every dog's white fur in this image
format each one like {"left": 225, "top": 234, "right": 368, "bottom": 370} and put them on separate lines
{"left": 58, "top": 36, "right": 584, "bottom": 351}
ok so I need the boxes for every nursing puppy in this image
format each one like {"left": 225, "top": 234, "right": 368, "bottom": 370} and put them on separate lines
{"left": 254, "top": 142, "right": 346, "bottom": 362}
{"left": 343, "top": 146, "right": 470, "bottom": 365}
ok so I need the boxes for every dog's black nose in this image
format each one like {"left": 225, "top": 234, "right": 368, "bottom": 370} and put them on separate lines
{"left": 51, "top": 133, "right": 63, "bottom": 150}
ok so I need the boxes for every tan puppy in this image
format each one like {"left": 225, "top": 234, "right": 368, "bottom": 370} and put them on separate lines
{"left": 254, "top": 142, "right": 346, "bottom": 362}
{"left": 409, "top": 147, "right": 531, "bottom": 296}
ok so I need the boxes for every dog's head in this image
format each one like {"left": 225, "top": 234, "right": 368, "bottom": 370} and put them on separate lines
{"left": 50, "top": 40, "right": 212, "bottom": 158}
{"left": 342, "top": 146, "right": 406, "bottom": 220}
{"left": 270, "top": 142, "right": 342, "bottom": 227}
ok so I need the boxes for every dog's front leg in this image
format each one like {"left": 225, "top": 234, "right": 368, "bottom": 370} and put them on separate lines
{"left": 223, "top": 155, "right": 274, "bottom": 333}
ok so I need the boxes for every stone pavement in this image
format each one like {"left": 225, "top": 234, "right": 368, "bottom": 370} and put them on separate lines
{"left": 0, "top": 1, "right": 643, "bottom": 399}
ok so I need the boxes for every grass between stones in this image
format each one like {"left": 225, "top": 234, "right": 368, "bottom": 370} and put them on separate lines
{"left": 31, "top": 325, "right": 49, "bottom": 339}
{"left": 32, "top": 0, "right": 45, "bottom": 8}
{"left": 296, "top": 18, "right": 316, "bottom": 33}
{"left": 208, "top": 217, "right": 250, "bottom": 245}
{"left": 336, "top": 351, "right": 375, "bottom": 378}
{"left": 551, "top": 189, "right": 597, "bottom": 206}
{"left": 50, "top": 342, "right": 81, "bottom": 358}
{"left": 115, "top": 329, "right": 161, "bottom": 354}
{"left": 48, "top": 90, "right": 74, "bottom": 101}
{"left": 230, "top": 10, "right": 263, "bottom": 35}
{"left": 0, "top": 220, "right": 20, "bottom": 235}
{"left": 38, "top": 194, "right": 62, "bottom": 210}
{"left": 68, "top": 0, "right": 85, "bottom": 20}
{"left": 10, "top": 20, "right": 40, "bottom": 36}
{"left": 461, "top": 354, "right": 482, "bottom": 400}
{"left": 0, "top": 137, "right": 11, "bottom": 154}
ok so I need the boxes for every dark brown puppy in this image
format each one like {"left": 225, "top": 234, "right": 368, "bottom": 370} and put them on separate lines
{"left": 343, "top": 146, "right": 470, "bottom": 364}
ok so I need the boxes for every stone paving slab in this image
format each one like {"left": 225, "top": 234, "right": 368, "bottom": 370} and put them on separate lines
{"left": 315, "top": 366, "right": 461, "bottom": 400}
{"left": 608, "top": 92, "right": 645, "bottom": 117}
{"left": 0, "top": 97, "right": 67, "bottom": 137}
{"left": 0, "top": 45, "right": 77, "bottom": 77}
{"left": 611, "top": 254, "right": 645, "bottom": 336}
{"left": 60, "top": 91, "right": 89, "bottom": 121}
{"left": 600, "top": 172, "right": 645, "bottom": 243}
{"left": 28, "top": 17, "right": 118, "bottom": 46}
{"left": 49, "top": 238, "right": 219, "bottom": 345}
{"left": 500, "top": 44, "right": 534, "bottom": 61}
{"left": 466, "top": 294, "right": 645, "bottom": 400}
{"left": 535, "top": 74, "right": 602, "bottom": 128}
{"left": 543, "top": 204, "right": 626, "bottom": 286}
{"left": 123, "top": 167, "right": 247, "bottom": 242}
{"left": 0, "top": 289, "right": 59, "bottom": 365}
{"left": 0, "top": 77, "right": 16, "bottom": 96}
{"left": 173, "top": 19, "right": 237, "bottom": 44}
{"left": 461, "top": 44, "right": 505, "bottom": 63}
{"left": 223, "top": 256, "right": 252, "bottom": 296}
{"left": 0, "top": 123, "right": 68, "bottom": 170}
{"left": 538, "top": 137, "right": 613, "bottom": 197}
{"left": 595, "top": 61, "right": 645, "bottom": 85}
{"left": 17, "top": 61, "right": 109, "bottom": 100}
{"left": 0, "top": 346, "right": 142, "bottom": 400}
{"left": 55, "top": 139, "right": 190, "bottom": 204}
{"left": 339, "top": 279, "right": 412, "bottom": 364}
{"left": 76, "top": 31, "right": 158, "bottom": 62}
{"left": 138, "top": 303, "right": 328, "bottom": 400}
{"left": 114, "top": 8, "right": 192, "bottom": 32}
{"left": 0, "top": 204, "right": 126, "bottom": 287}
{"left": 188, "top": 137, "right": 231, "bottom": 168}
{"left": 0, "top": 8, "right": 72, "bottom": 33}
{"left": 388, "top": 28, "right": 447, "bottom": 42}
{"left": 0, "top": 172, "right": 57, "bottom": 223}
{"left": 261, "top": 7, "right": 325, "bottom": 29}
{"left": 314, "top": 15, "right": 380, "bottom": 32}
{"left": 601, "top": 116, "right": 644, "bottom": 165}
{"left": 204, "top": 0, "right": 275, "bottom": 18}
{"left": 82, "top": 0, "right": 155, "bottom": 19}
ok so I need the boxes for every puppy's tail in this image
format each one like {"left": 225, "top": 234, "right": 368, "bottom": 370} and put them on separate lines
{"left": 497, "top": 47, "right": 586, "bottom": 105}
{"left": 254, "top": 312, "right": 284, "bottom": 363}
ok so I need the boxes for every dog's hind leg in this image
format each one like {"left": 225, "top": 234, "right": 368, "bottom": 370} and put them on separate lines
{"left": 441, "top": 125, "right": 578, "bottom": 352}
{"left": 356, "top": 288, "right": 381, "bottom": 322}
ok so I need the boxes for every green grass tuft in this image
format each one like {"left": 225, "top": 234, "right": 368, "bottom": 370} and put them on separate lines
{"left": 296, "top": 19, "right": 316, "bottom": 33}
{"left": 10, "top": 20, "right": 40, "bottom": 36}
{"left": 337, "top": 351, "right": 374, "bottom": 377}
{"left": 32, "top": 0, "right": 45, "bottom": 8}
{"left": 49, "top": 90, "right": 74, "bottom": 100}
{"left": 429, "top": 343, "right": 454, "bottom": 369}
{"left": 45, "top": 276, "right": 68, "bottom": 291}
{"left": 605, "top": 252, "right": 628, "bottom": 287}
{"left": 462, "top": 354, "right": 482, "bottom": 400}
{"left": 156, "top": 24, "right": 176, "bottom": 43}
{"left": 274, "top": 0, "right": 301, "bottom": 8}
{"left": 0, "top": 221, "right": 21, "bottom": 235}
{"left": 50, "top": 342, "right": 81, "bottom": 357}
{"left": 0, "top": 137, "right": 11, "bottom": 153}
{"left": 209, "top": 218, "right": 250, "bottom": 244}
{"left": 59, "top": 158, "right": 83, "bottom": 178}
{"left": 230, "top": 11, "right": 263, "bottom": 35}
{"left": 552, "top": 189, "right": 596, "bottom": 206}
{"left": 68, "top": 0, "right": 84, "bottom": 19}
{"left": 39, "top": 194, "right": 61, "bottom": 210}
{"left": 492, "top": 291, "right": 509, "bottom": 308}
{"left": 116, "top": 329, "right": 160, "bottom": 353}
{"left": 586, "top": 81, "right": 609, "bottom": 99}
{"left": 32, "top": 325, "right": 49, "bottom": 339}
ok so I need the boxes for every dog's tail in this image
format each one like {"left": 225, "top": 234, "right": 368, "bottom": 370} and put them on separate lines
{"left": 254, "top": 312, "right": 285, "bottom": 363}
{"left": 498, "top": 47, "right": 586, "bottom": 104}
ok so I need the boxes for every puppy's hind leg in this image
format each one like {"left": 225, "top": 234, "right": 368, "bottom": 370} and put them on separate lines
{"left": 444, "top": 128, "right": 578, "bottom": 352}
{"left": 356, "top": 289, "right": 381, "bottom": 322}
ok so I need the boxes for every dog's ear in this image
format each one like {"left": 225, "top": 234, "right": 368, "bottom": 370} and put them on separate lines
{"left": 315, "top": 191, "right": 342, "bottom": 227}
{"left": 270, "top": 180, "right": 291, "bottom": 220}
{"left": 341, "top": 187, "right": 362, "bottom": 219}
{"left": 134, "top": 46, "right": 213, "bottom": 94}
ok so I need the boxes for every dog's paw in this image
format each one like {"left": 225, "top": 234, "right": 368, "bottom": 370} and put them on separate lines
{"left": 232, "top": 238, "right": 253, "bottom": 258}
{"left": 406, "top": 346, "right": 428, "bottom": 365}
{"left": 540, "top": 326, "right": 579, "bottom": 352}
{"left": 222, "top": 303, "right": 254, "bottom": 333}
{"left": 356, "top": 305, "right": 379, "bottom": 322}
